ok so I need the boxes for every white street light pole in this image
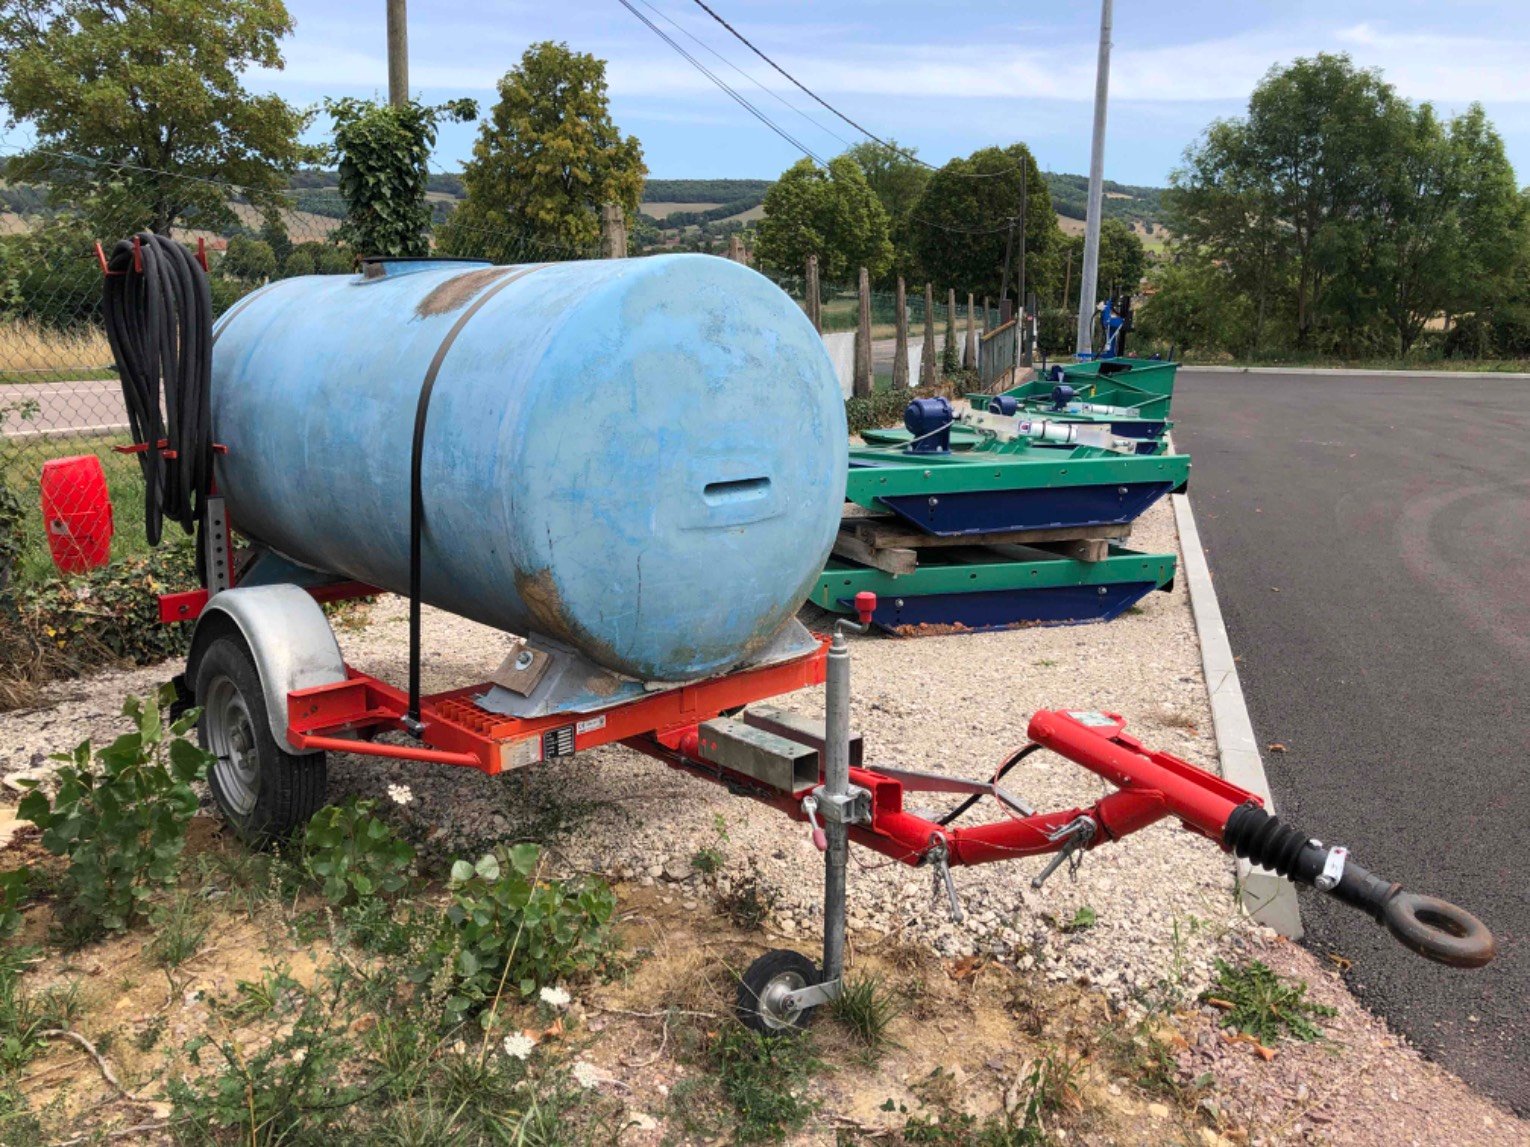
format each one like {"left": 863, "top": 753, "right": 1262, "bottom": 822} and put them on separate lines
{"left": 1075, "top": 0, "right": 1113, "bottom": 358}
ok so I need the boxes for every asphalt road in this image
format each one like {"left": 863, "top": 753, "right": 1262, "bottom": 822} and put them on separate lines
{"left": 1173, "top": 369, "right": 1529, "bottom": 1115}
{"left": 1, "top": 377, "right": 125, "bottom": 439}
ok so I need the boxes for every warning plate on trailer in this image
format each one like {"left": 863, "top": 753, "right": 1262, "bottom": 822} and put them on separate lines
{"left": 541, "top": 725, "right": 576, "bottom": 759}
{"left": 501, "top": 737, "right": 543, "bottom": 770}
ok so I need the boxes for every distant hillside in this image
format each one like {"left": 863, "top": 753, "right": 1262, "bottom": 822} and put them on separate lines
{"left": 641, "top": 179, "right": 771, "bottom": 204}
{"left": 637, "top": 174, "right": 1167, "bottom": 233}
{"left": 1043, "top": 172, "right": 1167, "bottom": 230}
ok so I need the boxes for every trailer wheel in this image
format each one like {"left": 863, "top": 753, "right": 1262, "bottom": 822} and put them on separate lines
{"left": 196, "top": 634, "right": 327, "bottom": 846}
{"left": 736, "top": 949, "right": 820, "bottom": 1036}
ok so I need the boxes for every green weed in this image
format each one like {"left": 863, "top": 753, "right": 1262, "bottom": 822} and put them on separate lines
{"left": 1202, "top": 957, "right": 1336, "bottom": 1044}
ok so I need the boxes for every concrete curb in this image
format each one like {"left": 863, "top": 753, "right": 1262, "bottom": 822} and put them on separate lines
{"left": 1179, "top": 364, "right": 1530, "bottom": 381}
{"left": 1171, "top": 480, "right": 1304, "bottom": 939}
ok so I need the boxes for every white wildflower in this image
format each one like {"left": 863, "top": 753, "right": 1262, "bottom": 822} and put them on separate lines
{"left": 501, "top": 1032, "right": 536, "bottom": 1061}
{"left": 539, "top": 985, "right": 571, "bottom": 1010}
{"left": 571, "top": 1060, "right": 602, "bottom": 1090}
{"left": 386, "top": 783, "right": 415, "bottom": 806}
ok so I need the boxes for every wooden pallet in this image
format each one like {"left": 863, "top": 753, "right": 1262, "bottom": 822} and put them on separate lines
{"left": 832, "top": 510, "right": 1132, "bottom": 575}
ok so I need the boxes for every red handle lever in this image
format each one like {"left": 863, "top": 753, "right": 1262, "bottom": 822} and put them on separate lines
{"left": 854, "top": 592, "right": 877, "bottom": 625}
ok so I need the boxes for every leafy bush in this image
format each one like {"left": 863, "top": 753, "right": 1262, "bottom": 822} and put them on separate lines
{"left": 415, "top": 844, "right": 616, "bottom": 1026}
{"left": 17, "top": 684, "right": 210, "bottom": 936}
{"left": 6, "top": 541, "right": 196, "bottom": 671}
{"left": 303, "top": 798, "right": 415, "bottom": 906}
{"left": 0, "top": 480, "right": 22, "bottom": 592}
{"left": 844, "top": 383, "right": 949, "bottom": 436}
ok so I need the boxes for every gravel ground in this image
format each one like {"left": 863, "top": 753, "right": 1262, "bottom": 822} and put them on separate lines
{"left": 3, "top": 497, "right": 1527, "bottom": 1143}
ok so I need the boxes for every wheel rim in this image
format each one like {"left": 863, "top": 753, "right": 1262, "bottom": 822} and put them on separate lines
{"left": 756, "top": 970, "right": 809, "bottom": 1031}
{"left": 204, "top": 674, "right": 259, "bottom": 816}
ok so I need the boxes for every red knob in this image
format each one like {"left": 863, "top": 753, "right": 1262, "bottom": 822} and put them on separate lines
{"left": 854, "top": 592, "right": 877, "bottom": 625}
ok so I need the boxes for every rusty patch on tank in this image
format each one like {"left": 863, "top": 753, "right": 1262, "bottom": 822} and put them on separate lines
{"left": 514, "top": 567, "right": 577, "bottom": 645}
{"left": 415, "top": 266, "right": 514, "bottom": 317}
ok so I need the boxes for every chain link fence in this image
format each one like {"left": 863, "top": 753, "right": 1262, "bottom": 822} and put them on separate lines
{"left": 0, "top": 150, "right": 607, "bottom": 597}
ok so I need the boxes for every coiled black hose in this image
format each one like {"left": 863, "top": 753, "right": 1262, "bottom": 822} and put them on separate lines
{"left": 101, "top": 233, "right": 214, "bottom": 546}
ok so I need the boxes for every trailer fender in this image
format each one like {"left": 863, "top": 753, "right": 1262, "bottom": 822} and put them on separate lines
{"left": 186, "top": 584, "right": 346, "bottom": 755}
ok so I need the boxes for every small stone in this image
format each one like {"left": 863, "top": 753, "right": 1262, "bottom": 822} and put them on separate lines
{"left": 626, "top": 1111, "right": 658, "bottom": 1131}
{"left": 1148, "top": 1103, "right": 1170, "bottom": 1120}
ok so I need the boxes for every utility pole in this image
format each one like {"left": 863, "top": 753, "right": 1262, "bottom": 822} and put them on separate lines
{"left": 1017, "top": 163, "right": 1028, "bottom": 361}
{"left": 387, "top": 0, "right": 409, "bottom": 107}
{"left": 1075, "top": 0, "right": 1113, "bottom": 357}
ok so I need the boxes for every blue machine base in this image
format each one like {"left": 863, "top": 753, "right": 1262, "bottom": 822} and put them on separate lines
{"left": 840, "top": 581, "right": 1163, "bottom": 634}
{"left": 877, "top": 481, "right": 1176, "bottom": 537}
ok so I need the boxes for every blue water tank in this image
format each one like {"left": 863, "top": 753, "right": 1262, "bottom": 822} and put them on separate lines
{"left": 210, "top": 254, "right": 847, "bottom": 682}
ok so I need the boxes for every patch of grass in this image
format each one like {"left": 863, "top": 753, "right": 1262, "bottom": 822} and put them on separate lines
{"left": 1202, "top": 957, "right": 1336, "bottom": 1044}
{"left": 148, "top": 892, "right": 210, "bottom": 968}
{"left": 900, "top": 1058, "right": 1070, "bottom": 1145}
{"left": 828, "top": 972, "right": 900, "bottom": 1053}
{"left": 712, "top": 1024, "right": 820, "bottom": 1143}
{"left": 0, "top": 320, "right": 112, "bottom": 383}
{"left": 0, "top": 962, "right": 82, "bottom": 1074}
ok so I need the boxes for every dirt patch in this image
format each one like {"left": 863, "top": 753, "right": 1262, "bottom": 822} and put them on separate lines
{"left": 414, "top": 265, "right": 512, "bottom": 317}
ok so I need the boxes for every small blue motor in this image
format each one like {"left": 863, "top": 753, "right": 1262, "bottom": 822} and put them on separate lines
{"left": 988, "top": 395, "right": 1019, "bottom": 416}
{"left": 903, "top": 396, "right": 953, "bottom": 454}
{"left": 1050, "top": 384, "right": 1077, "bottom": 411}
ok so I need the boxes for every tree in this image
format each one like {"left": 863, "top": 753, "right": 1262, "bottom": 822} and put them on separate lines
{"left": 755, "top": 157, "right": 893, "bottom": 284}
{"left": 908, "top": 144, "right": 1056, "bottom": 303}
{"left": 285, "top": 241, "right": 353, "bottom": 276}
{"left": 0, "top": 0, "right": 316, "bottom": 235}
{"left": 1173, "top": 54, "right": 1401, "bottom": 349}
{"left": 326, "top": 97, "right": 477, "bottom": 258}
{"left": 1057, "top": 220, "right": 1147, "bottom": 304}
{"left": 437, "top": 42, "right": 645, "bottom": 262}
{"left": 1166, "top": 119, "right": 1291, "bottom": 353}
{"left": 1136, "top": 251, "right": 1255, "bottom": 356}
{"left": 844, "top": 140, "right": 930, "bottom": 283}
{"left": 221, "top": 236, "right": 276, "bottom": 283}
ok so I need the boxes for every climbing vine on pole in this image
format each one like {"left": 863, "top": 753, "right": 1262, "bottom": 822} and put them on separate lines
{"left": 326, "top": 97, "right": 478, "bottom": 258}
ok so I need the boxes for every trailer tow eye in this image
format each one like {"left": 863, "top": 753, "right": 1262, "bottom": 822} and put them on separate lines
{"left": 737, "top": 593, "right": 877, "bottom": 1035}
{"left": 1221, "top": 803, "right": 1496, "bottom": 968}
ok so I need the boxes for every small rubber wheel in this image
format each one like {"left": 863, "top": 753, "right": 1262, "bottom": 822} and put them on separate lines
{"left": 195, "top": 634, "right": 327, "bottom": 846}
{"left": 736, "top": 949, "right": 821, "bottom": 1036}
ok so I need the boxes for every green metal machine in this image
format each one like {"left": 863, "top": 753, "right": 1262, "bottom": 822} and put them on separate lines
{"left": 815, "top": 396, "right": 1188, "bottom": 633}
{"left": 862, "top": 357, "right": 1178, "bottom": 455}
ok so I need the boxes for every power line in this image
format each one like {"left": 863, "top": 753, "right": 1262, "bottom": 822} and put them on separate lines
{"left": 614, "top": 0, "right": 828, "bottom": 166}
{"left": 633, "top": 0, "right": 853, "bottom": 151}
{"left": 685, "top": 0, "right": 1021, "bottom": 178}
{"left": 614, "top": 0, "right": 1028, "bottom": 238}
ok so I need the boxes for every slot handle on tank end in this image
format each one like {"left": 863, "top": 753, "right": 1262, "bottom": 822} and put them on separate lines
{"left": 703, "top": 476, "right": 771, "bottom": 504}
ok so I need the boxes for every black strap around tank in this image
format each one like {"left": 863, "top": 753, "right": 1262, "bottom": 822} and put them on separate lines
{"left": 407, "top": 264, "right": 545, "bottom": 727}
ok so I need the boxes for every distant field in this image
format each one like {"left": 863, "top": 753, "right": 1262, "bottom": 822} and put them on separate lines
{"left": 641, "top": 201, "right": 724, "bottom": 219}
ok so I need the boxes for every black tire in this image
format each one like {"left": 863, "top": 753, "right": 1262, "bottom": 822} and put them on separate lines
{"left": 736, "top": 948, "right": 820, "bottom": 1036}
{"left": 195, "top": 633, "right": 327, "bottom": 846}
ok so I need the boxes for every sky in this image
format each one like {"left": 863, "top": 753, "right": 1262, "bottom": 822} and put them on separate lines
{"left": 247, "top": 0, "right": 1530, "bottom": 187}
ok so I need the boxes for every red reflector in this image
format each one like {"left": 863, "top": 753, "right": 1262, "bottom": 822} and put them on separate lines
{"left": 39, "top": 455, "right": 114, "bottom": 575}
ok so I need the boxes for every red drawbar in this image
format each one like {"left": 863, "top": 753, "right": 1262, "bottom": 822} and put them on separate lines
{"left": 39, "top": 455, "right": 114, "bottom": 574}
